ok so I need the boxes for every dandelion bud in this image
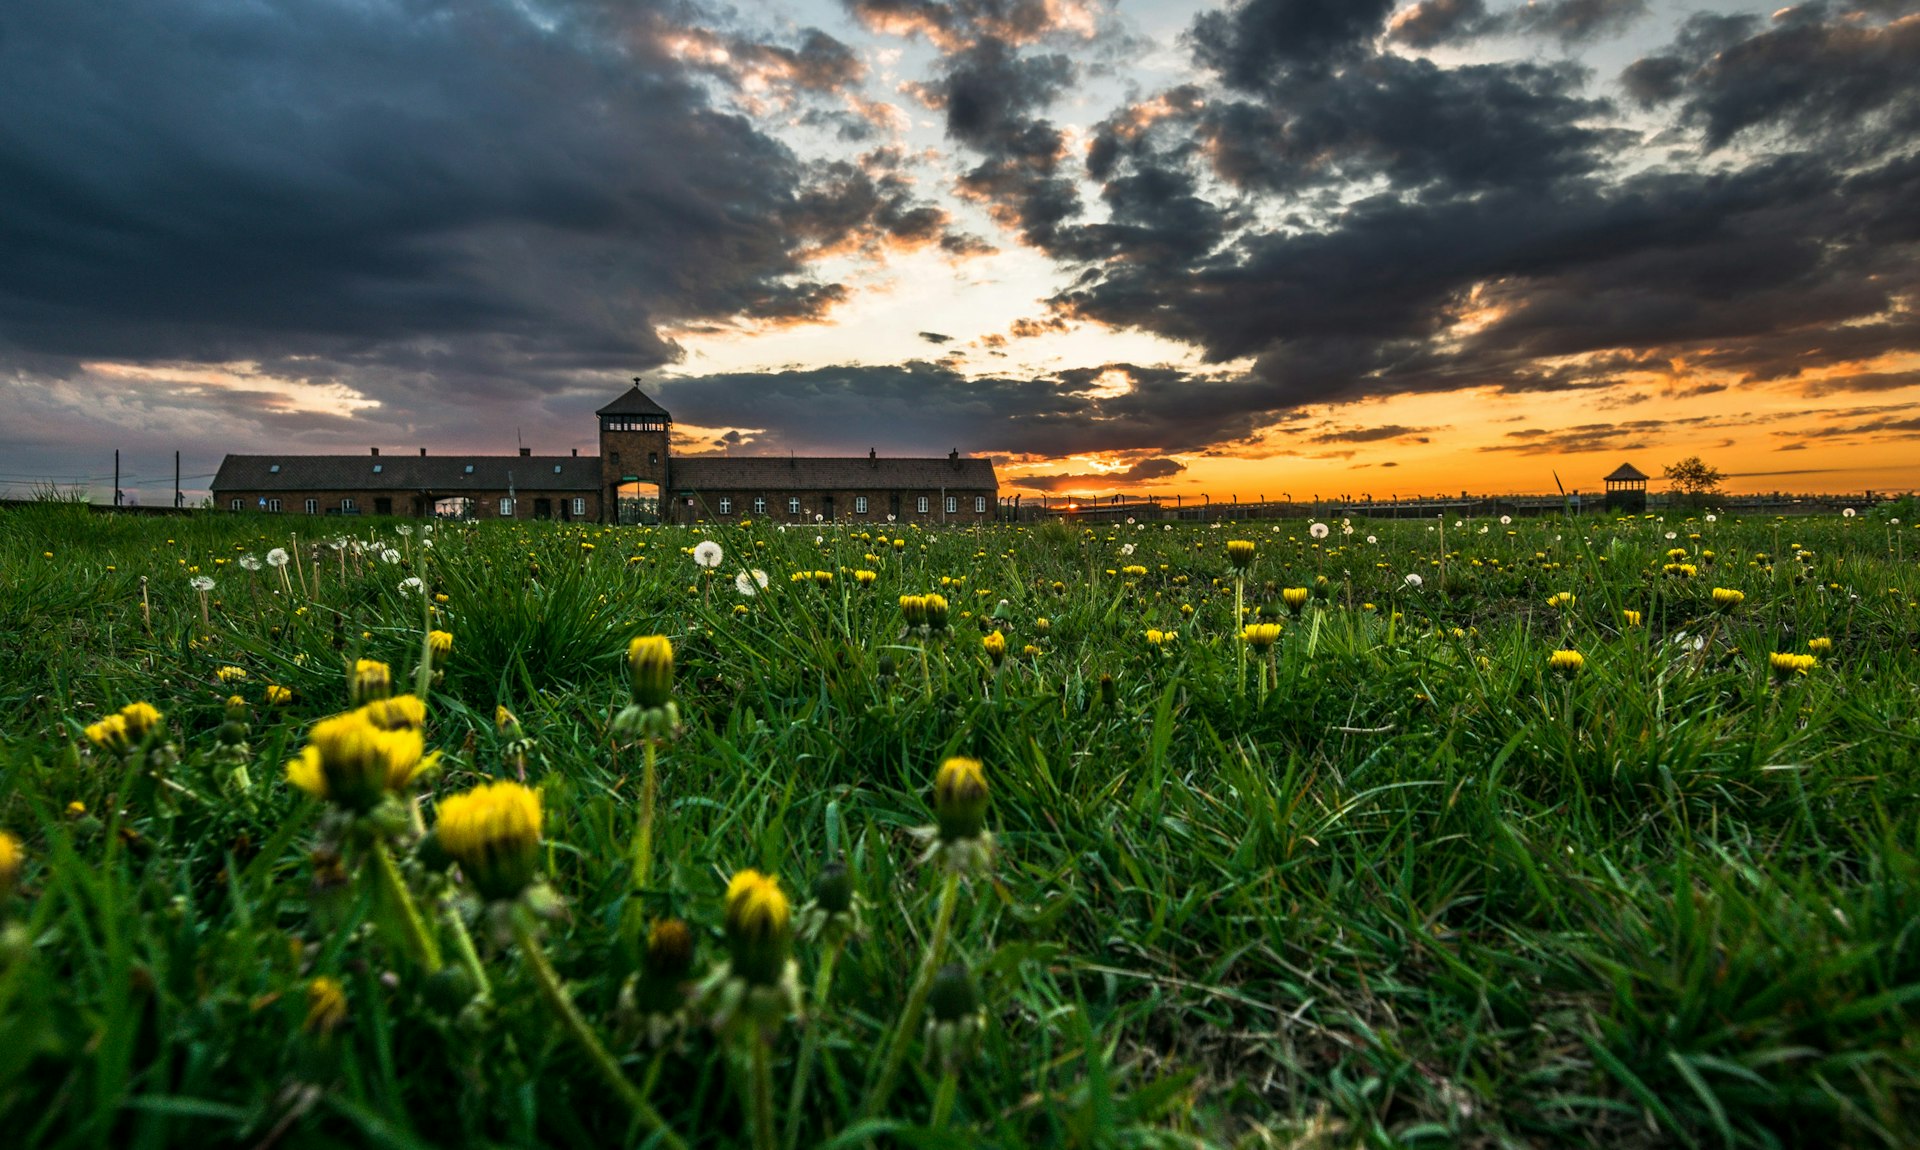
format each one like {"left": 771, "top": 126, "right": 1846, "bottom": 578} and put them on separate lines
{"left": 350, "top": 659, "right": 392, "bottom": 705}
{"left": 1710, "top": 587, "right": 1745, "bottom": 612}
{"left": 1034, "top": 617, "right": 1050, "bottom": 634}
{"left": 1769, "top": 652, "right": 1817, "bottom": 680}
{"left": 427, "top": 630, "right": 454, "bottom": 663}
{"left": 1281, "top": 587, "right": 1309, "bottom": 615}
{"left": 928, "top": 962, "right": 979, "bottom": 1027}
{"left": 645, "top": 918, "right": 696, "bottom": 983}
{"left": 982, "top": 630, "right": 1007, "bottom": 666}
{"left": 1807, "top": 636, "right": 1833, "bottom": 655}
{"left": 900, "top": 594, "right": 928, "bottom": 627}
{"left": 1226, "top": 539, "right": 1256, "bottom": 569}
{"left": 119, "top": 701, "right": 164, "bottom": 742}
{"left": 1311, "top": 575, "right": 1332, "bottom": 600}
{"left": 304, "top": 976, "right": 349, "bottom": 1037}
{"left": 361, "top": 693, "right": 426, "bottom": 731}
{"left": 285, "top": 711, "right": 435, "bottom": 812}
{"left": 876, "top": 652, "right": 897, "bottom": 681}
{"left": 932, "top": 757, "right": 989, "bottom": 843}
{"left": 495, "top": 705, "right": 524, "bottom": 738}
{"left": 1547, "top": 649, "right": 1584, "bottom": 677}
{"left": 723, "top": 869, "right": 792, "bottom": 987}
{"left": 854, "top": 569, "right": 877, "bottom": 586}
{"left": 84, "top": 714, "right": 132, "bottom": 753}
{"left": 1099, "top": 673, "right": 1117, "bottom": 709}
{"left": 924, "top": 593, "right": 950, "bottom": 632}
{"left": 1243, "top": 623, "right": 1283, "bottom": 650}
{"left": 0, "top": 831, "right": 21, "bottom": 902}
{"left": 812, "top": 860, "right": 855, "bottom": 917}
{"left": 435, "top": 781, "right": 543, "bottom": 901}
{"left": 626, "top": 636, "right": 675, "bottom": 708}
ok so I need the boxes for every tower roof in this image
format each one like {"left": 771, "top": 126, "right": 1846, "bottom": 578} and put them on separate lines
{"left": 596, "top": 385, "right": 671, "bottom": 418}
{"left": 1604, "top": 462, "right": 1648, "bottom": 481}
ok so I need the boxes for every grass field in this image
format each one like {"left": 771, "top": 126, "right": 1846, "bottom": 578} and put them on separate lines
{"left": 1, "top": 501, "right": 1916, "bottom": 1148}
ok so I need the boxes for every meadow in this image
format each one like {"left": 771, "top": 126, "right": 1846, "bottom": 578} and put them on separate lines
{"left": 0, "top": 500, "right": 1916, "bottom": 1149}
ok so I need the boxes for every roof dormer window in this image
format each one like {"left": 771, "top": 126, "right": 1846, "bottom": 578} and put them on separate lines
{"left": 553, "top": 465, "right": 562, "bottom": 474}
{"left": 372, "top": 464, "right": 383, "bottom": 473}
{"left": 464, "top": 465, "right": 474, "bottom": 474}
{"left": 269, "top": 464, "right": 280, "bottom": 473}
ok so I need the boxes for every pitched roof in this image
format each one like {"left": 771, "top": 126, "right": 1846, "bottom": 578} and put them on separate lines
{"left": 671, "top": 455, "right": 996, "bottom": 492}
{"left": 212, "top": 454, "right": 599, "bottom": 493}
{"left": 595, "top": 387, "right": 671, "bottom": 418}
{"left": 1604, "top": 462, "right": 1649, "bottom": 481}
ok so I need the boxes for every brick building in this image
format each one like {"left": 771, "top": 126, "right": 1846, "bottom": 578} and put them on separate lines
{"left": 211, "top": 383, "right": 998, "bottom": 525}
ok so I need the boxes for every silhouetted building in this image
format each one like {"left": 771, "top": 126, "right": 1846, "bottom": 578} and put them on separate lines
{"left": 212, "top": 383, "right": 997, "bottom": 525}
{"left": 1604, "top": 462, "right": 1649, "bottom": 513}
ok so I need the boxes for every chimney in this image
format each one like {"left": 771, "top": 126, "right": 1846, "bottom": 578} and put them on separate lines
{"left": 419, "top": 447, "right": 426, "bottom": 457}
{"left": 371, "top": 447, "right": 380, "bottom": 457}
{"left": 949, "top": 447, "right": 960, "bottom": 469}
{"left": 571, "top": 448, "right": 578, "bottom": 457}
{"left": 519, "top": 447, "right": 531, "bottom": 457}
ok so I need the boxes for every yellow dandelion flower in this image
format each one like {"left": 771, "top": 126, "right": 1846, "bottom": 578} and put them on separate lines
{"left": 1711, "top": 587, "right": 1745, "bottom": 611}
{"left": 304, "top": 977, "right": 349, "bottom": 1037}
{"left": 349, "top": 659, "right": 391, "bottom": 705}
{"left": 435, "top": 781, "right": 543, "bottom": 901}
{"left": 1769, "top": 652, "right": 1817, "bottom": 680}
{"left": 360, "top": 693, "right": 426, "bottom": 731}
{"left": 1243, "top": 622, "right": 1283, "bottom": 649}
{"left": 932, "top": 757, "right": 990, "bottom": 843}
{"left": 1807, "top": 636, "right": 1833, "bottom": 655}
{"left": 1225, "top": 539, "right": 1256, "bottom": 569}
{"left": 285, "top": 710, "right": 436, "bottom": 811}
{"left": 723, "top": 869, "right": 792, "bottom": 986}
{"left": 0, "top": 830, "right": 22, "bottom": 900}
{"left": 626, "top": 636, "right": 675, "bottom": 708}
{"left": 1548, "top": 649, "right": 1585, "bottom": 676}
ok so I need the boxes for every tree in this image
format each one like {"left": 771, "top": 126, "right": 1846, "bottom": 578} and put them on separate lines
{"left": 1663, "top": 456, "right": 1724, "bottom": 501}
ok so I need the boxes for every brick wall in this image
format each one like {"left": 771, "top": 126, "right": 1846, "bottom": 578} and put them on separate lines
{"left": 667, "top": 487, "right": 996, "bottom": 525}
{"left": 215, "top": 488, "right": 601, "bottom": 522}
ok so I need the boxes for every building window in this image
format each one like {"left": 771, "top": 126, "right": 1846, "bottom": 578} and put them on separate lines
{"left": 341, "top": 498, "right": 356, "bottom": 512}
{"left": 572, "top": 497, "right": 586, "bottom": 516}
{"left": 974, "top": 496, "right": 986, "bottom": 514}
{"left": 268, "top": 464, "right": 280, "bottom": 473}
{"left": 648, "top": 452, "right": 658, "bottom": 466}
{"left": 499, "top": 498, "right": 514, "bottom": 517}
{"left": 718, "top": 498, "right": 732, "bottom": 515}
{"left": 554, "top": 465, "right": 563, "bottom": 474}
{"left": 855, "top": 496, "right": 868, "bottom": 514}
{"left": 787, "top": 497, "right": 801, "bottom": 515}
{"left": 753, "top": 496, "right": 766, "bottom": 515}
{"left": 916, "top": 496, "right": 929, "bottom": 514}
{"left": 305, "top": 498, "right": 318, "bottom": 514}
{"left": 372, "top": 464, "right": 382, "bottom": 474}
{"left": 267, "top": 498, "right": 283, "bottom": 512}
{"left": 230, "top": 498, "right": 242, "bottom": 511}
{"left": 465, "top": 464, "right": 475, "bottom": 474}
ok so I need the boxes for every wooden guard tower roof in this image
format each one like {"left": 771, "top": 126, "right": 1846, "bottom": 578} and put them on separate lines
{"left": 595, "top": 386, "right": 671, "bottom": 418}
{"left": 1604, "top": 462, "right": 1649, "bottom": 483}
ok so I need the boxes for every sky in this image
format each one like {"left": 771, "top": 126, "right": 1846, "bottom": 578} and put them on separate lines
{"left": 2, "top": 0, "right": 1917, "bottom": 504}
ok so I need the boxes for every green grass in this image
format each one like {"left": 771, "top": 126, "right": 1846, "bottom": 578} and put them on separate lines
{"left": 1, "top": 502, "right": 1917, "bottom": 1147}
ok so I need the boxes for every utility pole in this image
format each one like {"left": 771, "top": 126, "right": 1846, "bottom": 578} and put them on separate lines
{"left": 175, "top": 451, "right": 182, "bottom": 509}
{"left": 114, "top": 450, "right": 121, "bottom": 507}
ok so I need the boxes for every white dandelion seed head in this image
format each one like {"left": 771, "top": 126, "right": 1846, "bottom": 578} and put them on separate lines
{"left": 1126, "top": 517, "right": 1136, "bottom": 525}
{"left": 1367, "top": 535, "right": 1378, "bottom": 544}
{"left": 814, "top": 535, "right": 824, "bottom": 545}
{"left": 734, "top": 571, "right": 757, "bottom": 597}
{"left": 190, "top": 575, "right": 215, "bottom": 592}
{"left": 1121, "top": 543, "right": 1136, "bottom": 556}
{"left": 399, "top": 576, "right": 424, "bottom": 595}
{"left": 1843, "top": 507, "right": 1857, "bottom": 518}
{"left": 1705, "top": 514, "right": 1717, "bottom": 523}
{"left": 266, "top": 548, "right": 289, "bottom": 567}
{"left": 751, "top": 568, "right": 769, "bottom": 588}
{"left": 1342, "top": 524, "right": 1354, "bottom": 535}
{"left": 1500, "top": 515, "right": 1512, "bottom": 526}
{"left": 238, "top": 555, "right": 261, "bottom": 571}
{"left": 1665, "top": 532, "right": 1677, "bottom": 540}
{"left": 1478, "top": 525, "right": 1489, "bottom": 534}
{"left": 380, "top": 548, "right": 402, "bottom": 564}
{"left": 394, "top": 524, "right": 413, "bottom": 536}
{"left": 693, "top": 540, "right": 724, "bottom": 568}
{"left": 1309, "top": 522, "right": 1329, "bottom": 539}
{"left": 1403, "top": 573, "right": 1424, "bottom": 588}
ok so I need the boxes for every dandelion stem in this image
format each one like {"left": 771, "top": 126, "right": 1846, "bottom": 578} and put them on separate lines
{"left": 861, "top": 868, "right": 961, "bottom": 1120}
{"left": 1234, "top": 574, "right": 1246, "bottom": 700}
{"left": 511, "top": 912, "right": 686, "bottom": 1150}
{"left": 370, "top": 839, "right": 443, "bottom": 972}
{"left": 633, "top": 738, "right": 659, "bottom": 897}
{"left": 751, "top": 1027, "right": 777, "bottom": 1150}
{"left": 782, "top": 937, "right": 845, "bottom": 1150}
{"left": 929, "top": 1071, "right": 958, "bottom": 1130}
{"left": 445, "top": 901, "right": 492, "bottom": 1001}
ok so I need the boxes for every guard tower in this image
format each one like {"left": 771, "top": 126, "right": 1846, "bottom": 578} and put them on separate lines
{"left": 598, "top": 381, "right": 672, "bottom": 523}
{"left": 1604, "top": 462, "right": 1649, "bottom": 514}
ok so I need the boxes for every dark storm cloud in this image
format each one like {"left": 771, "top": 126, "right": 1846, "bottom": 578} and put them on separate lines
{"left": 1389, "top": 0, "right": 1646, "bottom": 49}
{"left": 1309, "top": 424, "right": 1434, "bottom": 444}
{"left": 650, "top": 361, "right": 1266, "bottom": 456}
{"left": 1010, "top": 456, "right": 1188, "bottom": 492}
{"left": 1188, "top": 0, "right": 1398, "bottom": 88}
{"left": 0, "top": 0, "right": 964, "bottom": 426}
{"left": 1621, "top": 5, "right": 1920, "bottom": 151}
